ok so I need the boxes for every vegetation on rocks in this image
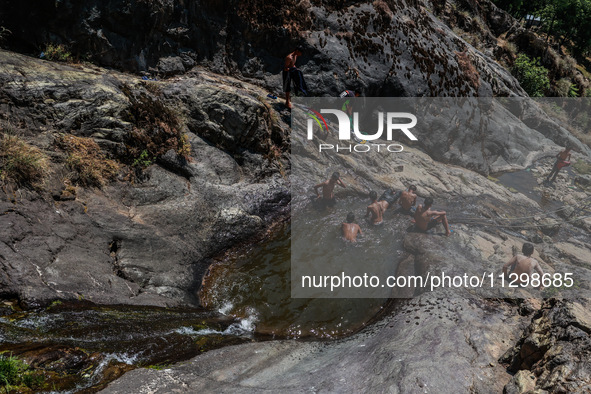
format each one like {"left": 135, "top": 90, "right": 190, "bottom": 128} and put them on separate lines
{"left": 122, "top": 85, "right": 190, "bottom": 167}
{"left": 0, "top": 354, "right": 43, "bottom": 390}
{"left": 42, "top": 43, "right": 72, "bottom": 62}
{"left": 0, "top": 129, "right": 49, "bottom": 188}
{"left": 556, "top": 77, "right": 579, "bottom": 97}
{"left": 59, "top": 134, "right": 119, "bottom": 187}
{"left": 511, "top": 53, "right": 550, "bottom": 96}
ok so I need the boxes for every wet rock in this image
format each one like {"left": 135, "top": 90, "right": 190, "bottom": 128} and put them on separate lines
{"left": 10, "top": 344, "right": 98, "bottom": 374}
{"left": 100, "top": 362, "right": 137, "bottom": 388}
{"left": 101, "top": 296, "right": 528, "bottom": 393}
{"left": 103, "top": 224, "right": 561, "bottom": 392}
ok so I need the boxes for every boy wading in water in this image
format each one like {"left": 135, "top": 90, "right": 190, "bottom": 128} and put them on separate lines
{"left": 314, "top": 172, "right": 346, "bottom": 206}
{"left": 342, "top": 212, "right": 362, "bottom": 242}
{"left": 366, "top": 190, "right": 388, "bottom": 225}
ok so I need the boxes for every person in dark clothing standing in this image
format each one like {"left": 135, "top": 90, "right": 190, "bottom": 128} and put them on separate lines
{"left": 283, "top": 47, "right": 308, "bottom": 109}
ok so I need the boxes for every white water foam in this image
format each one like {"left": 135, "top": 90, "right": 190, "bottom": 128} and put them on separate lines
{"left": 218, "top": 301, "right": 234, "bottom": 315}
{"left": 172, "top": 326, "right": 223, "bottom": 336}
{"left": 102, "top": 352, "right": 141, "bottom": 365}
{"left": 223, "top": 306, "right": 259, "bottom": 335}
{"left": 172, "top": 304, "right": 259, "bottom": 337}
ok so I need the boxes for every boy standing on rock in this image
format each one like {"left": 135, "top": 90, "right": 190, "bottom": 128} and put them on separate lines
{"left": 545, "top": 146, "right": 572, "bottom": 184}
{"left": 283, "top": 47, "right": 307, "bottom": 109}
{"left": 342, "top": 212, "right": 362, "bottom": 242}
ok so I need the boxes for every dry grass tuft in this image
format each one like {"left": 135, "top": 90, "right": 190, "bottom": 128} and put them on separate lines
{"left": 122, "top": 85, "right": 191, "bottom": 165}
{"left": 455, "top": 50, "right": 481, "bottom": 90}
{"left": 59, "top": 135, "right": 119, "bottom": 187}
{"left": 0, "top": 133, "right": 49, "bottom": 187}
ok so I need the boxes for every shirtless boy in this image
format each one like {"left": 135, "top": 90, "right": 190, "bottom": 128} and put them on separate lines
{"left": 366, "top": 190, "right": 388, "bottom": 225}
{"left": 414, "top": 197, "right": 451, "bottom": 236}
{"left": 283, "top": 47, "right": 304, "bottom": 109}
{"left": 502, "top": 243, "right": 544, "bottom": 288}
{"left": 314, "top": 172, "right": 346, "bottom": 204}
{"left": 342, "top": 212, "right": 362, "bottom": 242}
{"left": 398, "top": 185, "right": 417, "bottom": 214}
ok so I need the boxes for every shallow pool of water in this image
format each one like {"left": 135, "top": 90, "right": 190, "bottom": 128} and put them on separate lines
{"left": 496, "top": 168, "right": 565, "bottom": 210}
{"left": 200, "top": 195, "right": 411, "bottom": 338}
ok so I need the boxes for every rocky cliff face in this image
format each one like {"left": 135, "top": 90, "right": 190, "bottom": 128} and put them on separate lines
{"left": 1, "top": 0, "right": 523, "bottom": 98}
{"left": 3, "top": 0, "right": 590, "bottom": 173}
{"left": 0, "top": 50, "right": 289, "bottom": 307}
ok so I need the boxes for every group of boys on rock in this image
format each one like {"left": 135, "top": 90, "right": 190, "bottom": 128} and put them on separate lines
{"left": 313, "top": 172, "right": 451, "bottom": 243}
{"left": 314, "top": 172, "right": 545, "bottom": 288}
{"left": 289, "top": 46, "right": 558, "bottom": 289}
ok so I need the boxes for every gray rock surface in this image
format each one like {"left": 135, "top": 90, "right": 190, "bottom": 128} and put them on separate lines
{"left": 0, "top": 50, "right": 289, "bottom": 307}
{"left": 102, "top": 294, "right": 524, "bottom": 394}
{"left": 1, "top": 0, "right": 591, "bottom": 391}
{"left": 502, "top": 299, "right": 591, "bottom": 393}
{"left": 101, "top": 83, "right": 591, "bottom": 392}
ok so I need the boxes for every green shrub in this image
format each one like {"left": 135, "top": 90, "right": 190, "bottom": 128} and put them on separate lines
{"left": 0, "top": 354, "right": 36, "bottom": 388}
{"left": 0, "top": 133, "right": 49, "bottom": 187}
{"left": 132, "top": 150, "right": 153, "bottom": 168}
{"left": 511, "top": 54, "right": 550, "bottom": 97}
{"left": 556, "top": 78, "right": 579, "bottom": 97}
{"left": 0, "top": 354, "right": 43, "bottom": 389}
{"left": 43, "top": 43, "right": 72, "bottom": 62}
{"left": 568, "top": 84, "right": 580, "bottom": 97}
